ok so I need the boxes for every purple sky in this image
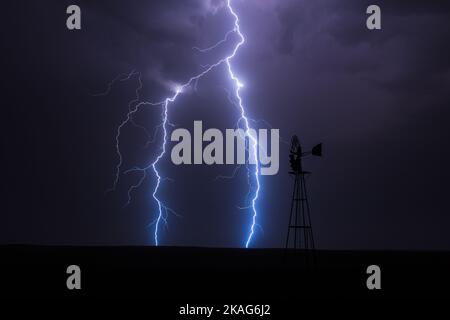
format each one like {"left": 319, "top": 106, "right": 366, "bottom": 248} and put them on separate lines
{"left": 1, "top": 0, "right": 450, "bottom": 249}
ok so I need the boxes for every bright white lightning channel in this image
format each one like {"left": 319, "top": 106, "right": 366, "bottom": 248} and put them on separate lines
{"left": 108, "top": 0, "right": 260, "bottom": 248}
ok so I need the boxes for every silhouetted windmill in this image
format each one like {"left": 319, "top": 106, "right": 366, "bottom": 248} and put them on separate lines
{"left": 286, "top": 135, "right": 322, "bottom": 251}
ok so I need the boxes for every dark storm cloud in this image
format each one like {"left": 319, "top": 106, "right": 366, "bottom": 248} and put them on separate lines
{"left": 74, "top": 0, "right": 230, "bottom": 94}
{"left": 273, "top": 0, "right": 450, "bottom": 98}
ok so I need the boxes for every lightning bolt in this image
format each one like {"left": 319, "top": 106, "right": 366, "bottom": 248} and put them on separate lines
{"left": 225, "top": 1, "right": 259, "bottom": 248}
{"left": 105, "top": 0, "right": 260, "bottom": 248}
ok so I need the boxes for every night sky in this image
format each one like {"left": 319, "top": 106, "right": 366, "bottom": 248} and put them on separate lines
{"left": 1, "top": 0, "right": 450, "bottom": 250}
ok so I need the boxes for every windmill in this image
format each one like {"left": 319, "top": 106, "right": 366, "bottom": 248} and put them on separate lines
{"left": 286, "top": 135, "right": 322, "bottom": 250}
